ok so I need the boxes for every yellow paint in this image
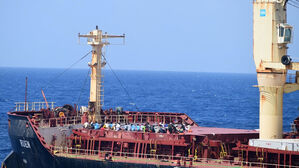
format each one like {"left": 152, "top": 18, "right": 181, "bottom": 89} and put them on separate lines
{"left": 253, "top": 0, "right": 298, "bottom": 139}
{"left": 79, "top": 27, "right": 124, "bottom": 119}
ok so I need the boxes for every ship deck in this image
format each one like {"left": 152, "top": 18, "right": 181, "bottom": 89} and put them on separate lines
{"left": 7, "top": 105, "right": 299, "bottom": 167}
{"left": 187, "top": 126, "right": 258, "bottom": 136}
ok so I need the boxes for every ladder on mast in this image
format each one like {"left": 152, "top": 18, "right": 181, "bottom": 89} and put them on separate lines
{"left": 79, "top": 26, "right": 125, "bottom": 122}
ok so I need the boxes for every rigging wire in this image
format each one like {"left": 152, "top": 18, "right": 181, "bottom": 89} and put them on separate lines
{"left": 288, "top": 0, "right": 299, "bottom": 8}
{"left": 289, "top": 2, "right": 299, "bottom": 8}
{"left": 289, "top": 0, "right": 299, "bottom": 4}
{"left": 28, "top": 50, "right": 92, "bottom": 103}
{"left": 76, "top": 68, "right": 91, "bottom": 106}
{"left": 46, "top": 50, "right": 92, "bottom": 86}
{"left": 101, "top": 48, "right": 140, "bottom": 111}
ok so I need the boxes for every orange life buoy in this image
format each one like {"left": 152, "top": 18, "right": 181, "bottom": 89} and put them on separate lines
{"left": 59, "top": 112, "right": 65, "bottom": 118}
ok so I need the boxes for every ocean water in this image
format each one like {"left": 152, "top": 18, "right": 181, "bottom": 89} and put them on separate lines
{"left": 1, "top": 67, "right": 299, "bottom": 161}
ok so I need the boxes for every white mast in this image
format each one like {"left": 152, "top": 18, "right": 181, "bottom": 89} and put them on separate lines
{"left": 79, "top": 26, "right": 125, "bottom": 122}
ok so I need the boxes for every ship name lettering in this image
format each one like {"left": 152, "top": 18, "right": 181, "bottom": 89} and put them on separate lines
{"left": 20, "top": 140, "right": 31, "bottom": 149}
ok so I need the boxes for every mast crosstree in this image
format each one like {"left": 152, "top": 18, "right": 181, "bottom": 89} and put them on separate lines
{"left": 79, "top": 26, "right": 125, "bottom": 122}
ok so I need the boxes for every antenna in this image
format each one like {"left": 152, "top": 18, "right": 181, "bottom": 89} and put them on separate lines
{"left": 78, "top": 33, "right": 81, "bottom": 44}
{"left": 25, "top": 77, "right": 28, "bottom": 112}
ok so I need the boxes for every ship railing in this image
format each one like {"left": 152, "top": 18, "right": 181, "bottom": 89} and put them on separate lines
{"left": 14, "top": 102, "right": 55, "bottom": 112}
{"left": 287, "top": 73, "right": 297, "bottom": 84}
{"left": 38, "top": 116, "right": 82, "bottom": 128}
{"left": 51, "top": 146, "right": 299, "bottom": 168}
{"left": 37, "top": 112, "right": 191, "bottom": 128}
{"left": 51, "top": 146, "right": 195, "bottom": 167}
{"left": 37, "top": 113, "right": 182, "bottom": 128}
{"left": 90, "top": 113, "right": 186, "bottom": 125}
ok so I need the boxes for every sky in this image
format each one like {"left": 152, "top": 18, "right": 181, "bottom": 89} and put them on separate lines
{"left": 0, "top": 0, "right": 298, "bottom": 74}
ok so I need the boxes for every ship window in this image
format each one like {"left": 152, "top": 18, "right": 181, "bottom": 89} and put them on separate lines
{"left": 284, "top": 28, "right": 292, "bottom": 43}
{"left": 279, "top": 26, "right": 284, "bottom": 37}
{"left": 277, "top": 24, "right": 293, "bottom": 44}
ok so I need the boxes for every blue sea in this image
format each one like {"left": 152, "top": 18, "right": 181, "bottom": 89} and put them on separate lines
{"left": 1, "top": 67, "right": 299, "bottom": 161}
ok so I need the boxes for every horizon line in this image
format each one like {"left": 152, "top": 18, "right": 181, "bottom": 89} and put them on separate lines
{"left": 0, "top": 66, "right": 257, "bottom": 75}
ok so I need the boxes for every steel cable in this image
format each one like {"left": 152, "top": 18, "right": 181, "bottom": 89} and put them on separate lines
{"left": 101, "top": 50, "right": 140, "bottom": 112}
{"left": 288, "top": 0, "right": 299, "bottom": 8}
{"left": 76, "top": 68, "right": 91, "bottom": 107}
{"left": 27, "top": 50, "right": 92, "bottom": 103}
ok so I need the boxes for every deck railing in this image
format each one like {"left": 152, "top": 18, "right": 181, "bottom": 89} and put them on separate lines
{"left": 36, "top": 113, "right": 188, "bottom": 128}
{"left": 286, "top": 73, "right": 299, "bottom": 84}
{"left": 87, "top": 113, "right": 185, "bottom": 125}
{"left": 15, "top": 102, "right": 55, "bottom": 112}
{"left": 51, "top": 146, "right": 299, "bottom": 168}
{"left": 38, "top": 116, "right": 82, "bottom": 128}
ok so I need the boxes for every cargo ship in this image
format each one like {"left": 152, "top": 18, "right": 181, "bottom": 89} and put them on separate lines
{"left": 2, "top": 0, "right": 299, "bottom": 167}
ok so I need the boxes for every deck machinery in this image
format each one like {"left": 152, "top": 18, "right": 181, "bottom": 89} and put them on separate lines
{"left": 2, "top": 0, "right": 299, "bottom": 168}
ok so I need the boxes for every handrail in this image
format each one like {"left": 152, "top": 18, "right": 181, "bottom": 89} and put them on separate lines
{"left": 15, "top": 102, "right": 55, "bottom": 112}
{"left": 38, "top": 116, "right": 82, "bottom": 128}
{"left": 85, "top": 113, "right": 186, "bottom": 125}
{"left": 51, "top": 146, "right": 299, "bottom": 168}
{"left": 52, "top": 146, "right": 197, "bottom": 167}
{"left": 36, "top": 113, "right": 191, "bottom": 128}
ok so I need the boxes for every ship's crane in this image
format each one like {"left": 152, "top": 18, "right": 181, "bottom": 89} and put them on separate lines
{"left": 79, "top": 26, "right": 125, "bottom": 122}
{"left": 253, "top": 0, "right": 299, "bottom": 139}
